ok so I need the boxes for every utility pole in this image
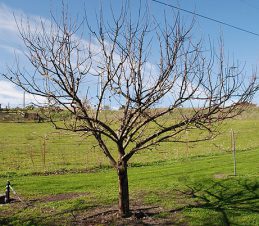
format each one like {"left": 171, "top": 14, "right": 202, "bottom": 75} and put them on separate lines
{"left": 23, "top": 91, "right": 26, "bottom": 108}
{"left": 100, "top": 71, "right": 103, "bottom": 107}
{"left": 97, "top": 66, "right": 104, "bottom": 110}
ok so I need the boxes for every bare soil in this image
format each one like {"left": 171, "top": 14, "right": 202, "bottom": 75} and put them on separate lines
{"left": 0, "top": 193, "right": 186, "bottom": 225}
{"left": 73, "top": 204, "right": 185, "bottom": 226}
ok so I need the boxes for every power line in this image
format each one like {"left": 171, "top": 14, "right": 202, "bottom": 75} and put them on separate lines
{"left": 151, "top": 0, "right": 259, "bottom": 37}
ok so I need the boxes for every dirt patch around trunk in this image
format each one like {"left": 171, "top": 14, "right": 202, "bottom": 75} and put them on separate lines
{"left": 1, "top": 193, "right": 186, "bottom": 225}
{"left": 73, "top": 204, "right": 185, "bottom": 225}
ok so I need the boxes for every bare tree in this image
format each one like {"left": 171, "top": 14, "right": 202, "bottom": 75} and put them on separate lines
{"left": 2, "top": 5, "right": 257, "bottom": 217}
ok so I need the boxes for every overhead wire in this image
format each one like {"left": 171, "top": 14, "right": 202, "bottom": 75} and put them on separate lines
{"left": 150, "top": 0, "right": 259, "bottom": 37}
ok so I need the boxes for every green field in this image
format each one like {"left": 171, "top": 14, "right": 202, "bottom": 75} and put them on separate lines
{"left": 0, "top": 108, "right": 258, "bottom": 225}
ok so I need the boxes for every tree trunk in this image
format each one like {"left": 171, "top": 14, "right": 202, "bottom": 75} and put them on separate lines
{"left": 118, "top": 160, "right": 131, "bottom": 217}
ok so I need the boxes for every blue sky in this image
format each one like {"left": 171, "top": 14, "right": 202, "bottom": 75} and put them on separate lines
{"left": 0, "top": 0, "right": 259, "bottom": 107}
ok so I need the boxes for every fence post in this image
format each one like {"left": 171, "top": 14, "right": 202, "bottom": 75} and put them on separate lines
{"left": 231, "top": 129, "right": 237, "bottom": 176}
{"left": 5, "top": 181, "right": 10, "bottom": 203}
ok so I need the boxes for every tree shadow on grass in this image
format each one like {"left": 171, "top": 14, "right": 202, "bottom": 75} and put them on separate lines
{"left": 1, "top": 178, "right": 258, "bottom": 225}
{"left": 171, "top": 178, "right": 259, "bottom": 226}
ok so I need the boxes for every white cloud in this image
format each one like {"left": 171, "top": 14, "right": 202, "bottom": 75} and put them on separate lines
{"left": 0, "top": 3, "right": 24, "bottom": 52}
{"left": 0, "top": 44, "right": 23, "bottom": 56}
{"left": 0, "top": 3, "right": 48, "bottom": 107}
{"left": 0, "top": 3, "right": 48, "bottom": 58}
{"left": 0, "top": 80, "right": 22, "bottom": 99}
{"left": 0, "top": 80, "right": 46, "bottom": 107}
{"left": 0, "top": 3, "right": 20, "bottom": 33}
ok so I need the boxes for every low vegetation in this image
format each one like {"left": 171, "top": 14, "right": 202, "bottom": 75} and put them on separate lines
{"left": 0, "top": 107, "right": 258, "bottom": 225}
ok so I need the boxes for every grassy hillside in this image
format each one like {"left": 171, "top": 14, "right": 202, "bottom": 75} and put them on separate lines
{"left": 1, "top": 108, "right": 259, "bottom": 176}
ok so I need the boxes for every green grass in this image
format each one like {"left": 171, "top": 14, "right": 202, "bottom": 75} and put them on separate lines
{"left": 0, "top": 148, "right": 258, "bottom": 225}
{"left": 1, "top": 112, "right": 259, "bottom": 176}
{"left": 0, "top": 107, "right": 258, "bottom": 225}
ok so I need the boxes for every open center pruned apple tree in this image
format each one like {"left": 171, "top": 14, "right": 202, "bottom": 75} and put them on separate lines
{"left": 2, "top": 3, "right": 257, "bottom": 217}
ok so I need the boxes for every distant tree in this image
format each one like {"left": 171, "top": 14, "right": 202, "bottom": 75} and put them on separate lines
{"left": 119, "top": 105, "right": 126, "bottom": 111}
{"left": 2, "top": 5, "right": 258, "bottom": 217}
{"left": 103, "top": 105, "right": 111, "bottom": 110}
{"left": 238, "top": 101, "right": 257, "bottom": 107}
{"left": 25, "top": 104, "right": 35, "bottom": 110}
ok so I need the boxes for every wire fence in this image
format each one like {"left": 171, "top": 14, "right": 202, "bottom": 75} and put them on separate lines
{"left": 1, "top": 122, "right": 259, "bottom": 176}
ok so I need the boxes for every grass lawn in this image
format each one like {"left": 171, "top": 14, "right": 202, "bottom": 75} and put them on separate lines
{"left": 0, "top": 148, "right": 258, "bottom": 225}
{"left": 0, "top": 108, "right": 258, "bottom": 225}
